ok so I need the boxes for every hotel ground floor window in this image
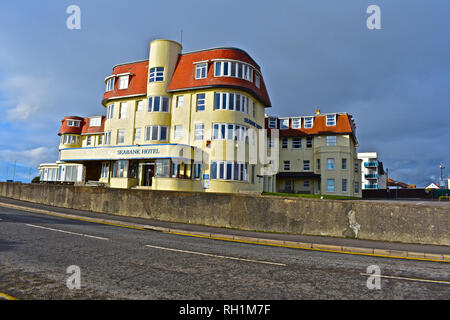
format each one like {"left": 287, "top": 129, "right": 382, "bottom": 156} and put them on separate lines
{"left": 155, "top": 159, "right": 170, "bottom": 177}
{"left": 112, "top": 160, "right": 128, "bottom": 178}
{"left": 193, "top": 163, "right": 202, "bottom": 179}
{"left": 101, "top": 163, "right": 109, "bottom": 178}
{"left": 128, "top": 160, "right": 138, "bottom": 179}
{"left": 210, "top": 161, "right": 248, "bottom": 181}
{"left": 327, "top": 179, "right": 335, "bottom": 192}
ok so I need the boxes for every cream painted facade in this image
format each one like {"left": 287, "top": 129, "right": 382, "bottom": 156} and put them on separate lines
{"left": 53, "top": 39, "right": 269, "bottom": 193}
{"left": 268, "top": 115, "right": 362, "bottom": 197}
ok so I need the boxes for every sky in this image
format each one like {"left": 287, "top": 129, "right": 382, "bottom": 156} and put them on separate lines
{"left": 0, "top": 0, "right": 449, "bottom": 187}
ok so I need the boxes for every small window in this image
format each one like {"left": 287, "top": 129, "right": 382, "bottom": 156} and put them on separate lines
{"left": 306, "top": 137, "right": 313, "bottom": 148}
{"left": 106, "top": 104, "right": 114, "bottom": 120}
{"left": 303, "top": 160, "right": 310, "bottom": 171}
{"left": 304, "top": 180, "right": 310, "bottom": 188}
{"left": 134, "top": 128, "right": 141, "bottom": 141}
{"left": 196, "top": 93, "right": 205, "bottom": 111}
{"left": 174, "top": 125, "right": 183, "bottom": 140}
{"left": 292, "top": 138, "right": 301, "bottom": 149}
{"left": 136, "top": 100, "right": 143, "bottom": 111}
{"left": 354, "top": 182, "right": 359, "bottom": 193}
{"left": 342, "top": 179, "right": 348, "bottom": 192}
{"left": 105, "top": 77, "right": 115, "bottom": 92}
{"left": 86, "top": 136, "right": 92, "bottom": 146}
{"left": 148, "top": 96, "right": 170, "bottom": 112}
{"left": 119, "top": 102, "right": 127, "bottom": 119}
{"left": 280, "top": 119, "right": 289, "bottom": 130}
{"left": 117, "top": 129, "right": 125, "bottom": 144}
{"left": 342, "top": 158, "right": 347, "bottom": 170}
{"left": 327, "top": 158, "right": 335, "bottom": 170}
{"left": 255, "top": 73, "right": 260, "bottom": 88}
{"left": 281, "top": 138, "right": 288, "bottom": 149}
{"left": 176, "top": 96, "right": 184, "bottom": 108}
{"left": 292, "top": 118, "right": 301, "bottom": 129}
{"left": 149, "top": 67, "right": 164, "bottom": 82}
{"left": 194, "top": 123, "right": 204, "bottom": 141}
{"left": 317, "top": 159, "right": 320, "bottom": 170}
{"left": 118, "top": 75, "right": 129, "bottom": 90}
{"left": 268, "top": 118, "right": 277, "bottom": 129}
{"left": 98, "top": 135, "right": 103, "bottom": 145}
{"left": 67, "top": 120, "right": 80, "bottom": 127}
{"left": 304, "top": 117, "right": 314, "bottom": 128}
{"left": 327, "top": 179, "right": 335, "bottom": 192}
{"left": 283, "top": 161, "right": 290, "bottom": 171}
{"left": 326, "top": 114, "right": 336, "bottom": 126}
{"left": 326, "top": 136, "right": 337, "bottom": 146}
{"left": 195, "top": 63, "right": 207, "bottom": 79}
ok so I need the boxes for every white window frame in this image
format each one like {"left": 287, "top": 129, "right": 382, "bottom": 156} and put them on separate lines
{"left": 86, "top": 136, "right": 92, "bottom": 146}
{"left": 281, "top": 138, "right": 288, "bottom": 149}
{"left": 136, "top": 100, "right": 144, "bottom": 111}
{"left": 292, "top": 137, "right": 301, "bottom": 149}
{"left": 149, "top": 67, "right": 164, "bottom": 82}
{"left": 119, "top": 102, "right": 127, "bottom": 119}
{"left": 194, "top": 123, "right": 204, "bottom": 141}
{"left": 67, "top": 120, "right": 80, "bottom": 127}
{"left": 303, "top": 160, "right": 310, "bottom": 171}
{"left": 134, "top": 128, "right": 141, "bottom": 141}
{"left": 327, "top": 158, "right": 335, "bottom": 170}
{"left": 89, "top": 117, "right": 101, "bottom": 127}
{"left": 327, "top": 179, "right": 335, "bottom": 192}
{"left": 280, "top": 119, "right": 289, "bottom": 130}
{"left": 148, "top": 96, "right": 170, "bottom": 113}
{"left": 255, "top": 73, "right": 260, "bottom": 88}
{"left": 106, "top": 104, "right": 114, "bottom": 120}
{"left": 326, "top": 114, "right": 337, "bottom": 126}
{"left": 176, "top": 96, "right": 184, "bottom": 108}
{"left": 117, "top": 129, "right": 125, "bottom": 144}
{"left": 105, "top": 77, "right": 114, "bottom": 92}
{"left": 118, "top": 75, "right": 129, "bottom": 90}
{"left": 145, "top": 125, "right": 169, "bottom": 142}
{"left": 268, "top": 117, "right": 277, "bottom": 129}
{"left": 195, "top": 63, "right": 207, "bottom": 79}
{"left": 196, "top": 93, "right": 206, "bottom": 111}
{"left": 304, "top": 117, "right": 314, "bottom": 128}
{"left": 292, "top": 118, "right": 301, "bottom": 129}
{"left": 173, "top": 125, "right": 183, "bottom": 140}
{"left": 326, "top": 136, "right": 337, "bottom": 146}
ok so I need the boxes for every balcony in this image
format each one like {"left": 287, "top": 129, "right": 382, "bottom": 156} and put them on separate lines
{"left": 364, "top": 161, "right": 378, "bottom": 167}
{"left": 365, "top": 173, "right": 379, "bottom": 179}
{"left": 364, "top": 184, "right": 379, "bottom": 189}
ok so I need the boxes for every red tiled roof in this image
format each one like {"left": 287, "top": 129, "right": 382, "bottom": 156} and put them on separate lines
{"left": 167, "top": 48, "right": 271, "bottom": 107}
{"left": 266, "top": 114, "right": 356, "bottom": 137}
{"left": 59, "top": 116, "right": 105, "bottom": 135}
{"left": 58, "top": 116, "right": 84, "bottom": 135}
{"left": 81, "top": 116, "right": 105, "bottom": 134}
{"left": 102, "top": 60, "right": 148, "bottom": 104}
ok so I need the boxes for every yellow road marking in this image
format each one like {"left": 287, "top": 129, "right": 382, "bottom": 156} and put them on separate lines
{"left": 0, "top": 292, "right": 18, "bottom": 300}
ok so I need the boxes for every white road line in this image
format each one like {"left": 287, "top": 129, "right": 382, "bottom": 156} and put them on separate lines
{"left": 145, "top": 244, "right": 287, "bottom": 266}
{"left": 360, "top": 273, "right": 450, "bottom": 285}
{"left": 25, "top": 224, "right": 109, "bottom": 241}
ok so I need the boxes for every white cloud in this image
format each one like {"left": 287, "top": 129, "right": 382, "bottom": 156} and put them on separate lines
{"left": 0, "top": 75, "right": 55, "bottom": 121}
{"left": 0, "top": 146, "right": 56, "bottom": 167}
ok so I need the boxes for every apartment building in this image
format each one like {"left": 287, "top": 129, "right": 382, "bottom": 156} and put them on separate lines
{"left": 357, "top": 152, "right": 387, "bottom": 189}
{"left": 265, "top": 111, "right": 362, "bottom": 197}
{"left": 45, "top": 39, "right": 272, "bottom": 193}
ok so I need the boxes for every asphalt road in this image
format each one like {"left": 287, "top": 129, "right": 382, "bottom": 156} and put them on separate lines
{"left": 0, "top": 205, "right": 449, "bottom": 300}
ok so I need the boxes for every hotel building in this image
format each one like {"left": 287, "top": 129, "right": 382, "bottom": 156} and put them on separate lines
{"left": 45, "top": 39, "right": 271, "bottom": 193}
{"left": 39, "top": 39, "right": 361, "bottom": 197}
{"left": 357, "top": 152, "right": 387, "bottom": 190}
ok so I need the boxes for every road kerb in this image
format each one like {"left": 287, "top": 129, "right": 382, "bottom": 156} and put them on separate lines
{"left": 283, "top": 241, "right": 312, "bottom": 249}
{"left": 312, "top": 243, "right": 342, "bottom": 252}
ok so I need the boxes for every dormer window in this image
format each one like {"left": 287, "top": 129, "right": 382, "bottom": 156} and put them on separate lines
{"left": 304, "top": 117, "right": 314, "bottom": 128}
{"left": 195, "top": 63, "right": 207, "bottom": 79}
{"left": 118, "top": 75, "right": 129, "bottom": 89}
{"left": 326, "top": 114, "right": 337, "bottom": 126}
{"left": 67, "top": 120, "right": 80, "bottom": 127}
{"left": 292, "top": 118, "right": 301, "bottom": 129}
{"left": 280, "top": 119, "right": 289, "bottom": 130}
{"left": 89, "top": 117, "right": 101, "bottom": 127}
{"left": 268, "top": 117, "right": 277, "bottom": 129}
{"left": 105, "top": 77, "right": 114, "bottom": 92}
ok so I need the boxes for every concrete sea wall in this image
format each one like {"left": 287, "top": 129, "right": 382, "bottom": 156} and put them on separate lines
{"left": 1, "top": 182, "right": 448, "bottom": 246}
